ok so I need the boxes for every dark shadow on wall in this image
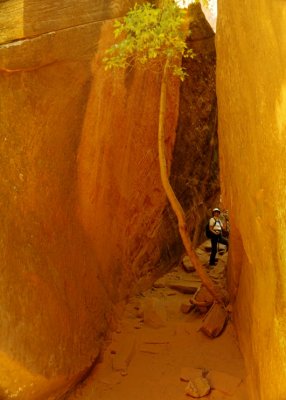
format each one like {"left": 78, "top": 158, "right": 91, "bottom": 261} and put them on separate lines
{"left": 159, "top": 3, "right": 220, "bottom": 268}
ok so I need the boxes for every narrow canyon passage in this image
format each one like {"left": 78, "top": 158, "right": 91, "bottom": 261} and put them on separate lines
{"left": 66, "top": 242, "right": 248, "bottom": 400}
{"left": 1, "top": 1, "right": 286, "bottom": 399}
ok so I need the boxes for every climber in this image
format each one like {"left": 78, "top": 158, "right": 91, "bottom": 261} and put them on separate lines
{"left": 209, "top": 207, "right": 228, "bottom": 266}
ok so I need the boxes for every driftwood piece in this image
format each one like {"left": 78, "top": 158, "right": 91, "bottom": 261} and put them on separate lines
{"left": 190, "top": 286, "right": 214, "bottom": 313}
{"left": 200, "top": 303, "right": 228, "bottom": 338}
{"left": 194, "top": 285, "right": 214, "bottom": 304}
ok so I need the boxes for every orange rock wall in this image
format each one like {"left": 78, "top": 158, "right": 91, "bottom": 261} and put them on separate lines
{"left": 76, "top": 23, "right": 179, "bottom": 299}
{"left": 0, "top": 1, "right": 178, "bottom": 397}
{"left": 216, "top": 1, "right": 286, "bottom": 399}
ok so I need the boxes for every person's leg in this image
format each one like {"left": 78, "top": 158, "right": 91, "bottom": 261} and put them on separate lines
{"left": 219, "top": 236, "right": 228, "bottom": 251}
{"left": 210, "top": 236, "right": 218, "bottom": 265}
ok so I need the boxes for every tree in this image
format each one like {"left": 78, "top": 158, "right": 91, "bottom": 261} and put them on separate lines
{"left": 103, "top": 0, "right": 223, "bottom": 302}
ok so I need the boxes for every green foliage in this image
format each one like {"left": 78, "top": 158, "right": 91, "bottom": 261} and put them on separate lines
{"left": 103, "top": 0, "right": 196, "bottom": 80}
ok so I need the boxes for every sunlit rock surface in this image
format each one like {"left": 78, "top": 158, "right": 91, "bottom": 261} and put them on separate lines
{"left": 217, "top": 1, "right": 286, "bottom": 399}
{"left": 0, "top": 1, "right": 218, "bottom": 398}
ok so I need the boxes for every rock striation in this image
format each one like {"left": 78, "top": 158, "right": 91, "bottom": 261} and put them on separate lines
{"left": 216, "top": 1, "right": 286, "bottom": 399}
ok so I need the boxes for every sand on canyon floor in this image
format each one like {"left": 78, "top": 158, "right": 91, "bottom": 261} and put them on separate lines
{"left": 67, "top": 242, "right": 248, "bottom": 400}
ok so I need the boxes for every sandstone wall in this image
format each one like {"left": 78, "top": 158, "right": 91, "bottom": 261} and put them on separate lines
{"left": 216, "top": 1, "right": 286, "bottom": 399}
{"left": 0, "top": 1, "right": 154, "bottom": 397}
{"left": 0, "top": 1, "right": 218, "bottom": 398}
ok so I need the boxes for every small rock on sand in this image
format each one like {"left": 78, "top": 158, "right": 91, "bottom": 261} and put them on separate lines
{"left": 185, "top": 377, "right": 211, "bottom": 398}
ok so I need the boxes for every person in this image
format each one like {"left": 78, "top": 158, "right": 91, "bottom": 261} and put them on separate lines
{"left": 209, "top": 207, "right": 228, "bottom": 266}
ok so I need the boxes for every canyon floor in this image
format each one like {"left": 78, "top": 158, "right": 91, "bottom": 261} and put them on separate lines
{"left": 67, "top": 242, "right": 248, "bottom": 400}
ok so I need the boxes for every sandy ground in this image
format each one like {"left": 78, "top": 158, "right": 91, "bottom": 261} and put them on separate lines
{"left": 67, "top": 242, "right": 248, "bottom": 400}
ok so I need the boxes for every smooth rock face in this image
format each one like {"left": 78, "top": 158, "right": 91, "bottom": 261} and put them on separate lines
{"left": 76, "top": 23, "right": 180, "bottom": 298}
{"left": 0, "top": 1, "right": 218, "bottom": 398}
{"left": 0, "top": 2, "right": 121, "bottom": 398}
{"left": 217, "top": 1, "right": 286, "bottom": 399}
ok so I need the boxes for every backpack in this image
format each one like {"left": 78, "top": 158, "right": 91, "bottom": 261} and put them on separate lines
{"left": 205, "top": 222, "right": 212, "bottom": 239}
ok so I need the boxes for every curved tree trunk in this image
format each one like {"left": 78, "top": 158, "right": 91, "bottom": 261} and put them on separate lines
{"left": 158, "top": 61, "right": 223, "bottom": 303}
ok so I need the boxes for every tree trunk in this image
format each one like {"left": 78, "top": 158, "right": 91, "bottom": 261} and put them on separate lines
{"left": 158, "top": 61, "right": 223, "bottom": 303}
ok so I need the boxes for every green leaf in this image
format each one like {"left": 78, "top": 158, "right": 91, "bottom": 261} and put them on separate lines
{"left": 103, "top": 0, "right": 198, "bottom": 79}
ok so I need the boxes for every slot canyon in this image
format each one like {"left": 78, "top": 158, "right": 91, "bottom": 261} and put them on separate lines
{"left": 0, "top": 1, "right": 286, "bottom": 399}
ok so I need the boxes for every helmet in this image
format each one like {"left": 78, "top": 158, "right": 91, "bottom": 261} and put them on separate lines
{"left": 212, "top": 208, "right": 221, "bottom": 213}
